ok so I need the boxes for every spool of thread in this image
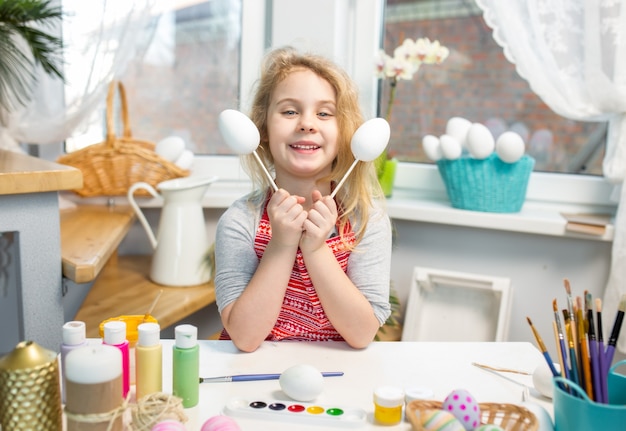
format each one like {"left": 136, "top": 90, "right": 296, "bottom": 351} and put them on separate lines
{"left": 61, "top": 321, "right": 89, "bottom": 402}
{"left": 64, "top": 344, "right": 124, "bottom": 431}
{"left": 150, "top": 419, "right": 186, "bottom": 431}
{"left": 201, "top": 415, "right": 242, "bottom": 431}
{"left": 0, "top": 340, "right": 63, "bottom": 430}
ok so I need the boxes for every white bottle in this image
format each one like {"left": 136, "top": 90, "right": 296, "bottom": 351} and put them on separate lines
{"left": 60, "top": 321, "right": 88, "bottom": 402}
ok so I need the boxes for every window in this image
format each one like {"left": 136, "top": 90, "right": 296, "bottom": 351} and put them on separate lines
{"left": 381, "top": 0, "right": 605, "bottom": 175}
{"left": 63, "top": 0, "right": 243, "bottom": 155}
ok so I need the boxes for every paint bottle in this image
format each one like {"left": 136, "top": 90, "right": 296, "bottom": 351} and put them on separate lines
{"left": 60, "top": 321, "right": 88, "bottom": 402}
{"left": 135, "top": 322, "right": 162, "bottom": 401}
{"left": 373, "top": 385, "right": 404, "bottom": 425}
{"left": 103, "top": 320, "right": 130, "bottom": 398}
{"left": 172, "top": 324, "right": 199, "bottom": 408}
{"left": 65, "top": 344, "right": 123, "bottom": 431}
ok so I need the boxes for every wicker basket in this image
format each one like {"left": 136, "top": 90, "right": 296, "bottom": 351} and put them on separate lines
{"left": 406, "top": 400, "right": 538, "bottom": 431}
{"left": 436, "top": 153, "right": 535, "bottom": 213}
{"left": 57, "top": 81, "right": 189, "bottom": 197}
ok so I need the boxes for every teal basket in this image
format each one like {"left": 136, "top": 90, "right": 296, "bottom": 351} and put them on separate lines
{"left": 436, "top": 153, "right": 535, "bottom": 213}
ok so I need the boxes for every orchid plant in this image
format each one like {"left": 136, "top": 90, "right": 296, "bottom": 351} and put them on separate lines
{"left": 374, "top": 37, "right": 450, "bottom": 177}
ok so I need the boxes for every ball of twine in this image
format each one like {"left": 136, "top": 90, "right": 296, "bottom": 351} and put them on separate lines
{"left": 131, "top": 392, "right": 187, "bottom": 431}
{"left": 64, "top": 393, "right": 130, "bottom": 431}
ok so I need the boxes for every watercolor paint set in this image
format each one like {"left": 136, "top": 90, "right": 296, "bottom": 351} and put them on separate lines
{"left": 223, "top": 397, "right": 367, "bottom": 428}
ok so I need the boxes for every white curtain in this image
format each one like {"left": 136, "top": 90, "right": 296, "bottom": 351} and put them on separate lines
{"left": 475, "top": 0, "right": 626, "bottom": 352}
{"left": 0, "top": 0, "right": 158, "bottom": 151}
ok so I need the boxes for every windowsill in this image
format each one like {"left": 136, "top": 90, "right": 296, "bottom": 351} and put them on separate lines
{"left": 59, "top": 157, "right": 618, "bottom": 243}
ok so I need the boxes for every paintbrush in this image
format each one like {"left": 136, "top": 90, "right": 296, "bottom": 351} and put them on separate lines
{"left": 143, "top": 289, "right": 163, "bottom": 322}
{"left": 563, "top": 309, "right": 579, "bottom": 386}
{"left": 199, "top": 371, "right": 344, "bottom": 383}
{"left": 596, "top": 298, "right": 607, "bottom": 403}
{"left": 553, "top": 299, "right": 571, "bottom": 381}
{"left": 577, "top": 296, "right": 593, "bottom": 399}
{"left": 586, "top": 292, "right": 602, "bottom": 402}
{"left": 564, "top": 279, "right": 578, "bottom": 358}
{"left": 526, "top": 317, "right": 561, "bottom": 380}
{"left": 605, "top": 294, "right": 626, "bottom": 372}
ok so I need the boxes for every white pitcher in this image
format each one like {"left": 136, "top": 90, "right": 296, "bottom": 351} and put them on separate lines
{"left": 127, "top": 176, "right": 218, "bottom": 286}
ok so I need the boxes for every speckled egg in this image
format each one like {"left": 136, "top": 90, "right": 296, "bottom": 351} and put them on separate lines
{"left": 442, "top": 389, "right": 481, "bottom": 431}
{"left": 474, "top": 425, "right": 504, "bottom": 431}
{"left": 419, "top": 409, "right": 466, "bottom": 431}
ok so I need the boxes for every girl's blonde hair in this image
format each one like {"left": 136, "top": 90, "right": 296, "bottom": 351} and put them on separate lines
{"left": 243, "top": 46, "right": 384, "bottom": 246}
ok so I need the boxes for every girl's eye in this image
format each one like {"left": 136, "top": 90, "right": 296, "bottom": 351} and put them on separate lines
{"left": 283, "top": 110, "right": 297, "bottom": 116}
{"left": 318, "top": 112, "right": 333, "bottom": 118}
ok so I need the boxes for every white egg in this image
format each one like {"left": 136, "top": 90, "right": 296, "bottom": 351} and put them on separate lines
{"left": 422, "top": 134, "right": 442, "bottom": 161}
{"left": 446, "top": 117, "right": 472, "bottom": 147}
{"left": 218, "top": 109, "right": 260, "bottom": 155}
{"left": 279, "top": 364, "right": 324, "bottom": 402}
{"left": 174, "top": 149, "right": 194, "bottom": 170}
{"left": 496, "top": 131, "right": 525, "bottom": 163}
{"left": 351, "top": 118, "right": 390, "bottom": 162}
{"left": 155, "top": 136, "right": 186, "bottom": 162}
{"left": 532, "top": 362, "right": 560, "bottom": 399}
{"left": 466, "top": 123, "right": 495, "bottom": 159}
{"left": 439, "top": 134, "right": 462, "bottom": 160}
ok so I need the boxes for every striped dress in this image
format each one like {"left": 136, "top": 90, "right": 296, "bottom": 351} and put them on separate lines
{"left": 220, "top": 202, "right": 355, "bottom": 341}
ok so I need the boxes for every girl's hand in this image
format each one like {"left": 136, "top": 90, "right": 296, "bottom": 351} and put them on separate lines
{"left": 300, "top": 190, "right": 337, "bottom": 253}
{"left": 267, "top": 189, "right": 307, "bottom": 248}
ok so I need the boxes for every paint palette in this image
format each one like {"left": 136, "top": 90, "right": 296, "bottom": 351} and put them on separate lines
{"left": 224, "top": 397, "right": 367, "bottom": 428}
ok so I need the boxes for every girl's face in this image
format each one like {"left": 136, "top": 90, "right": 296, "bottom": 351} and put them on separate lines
{"left": 267, "top": 68, "right": 339, "bottom": 183}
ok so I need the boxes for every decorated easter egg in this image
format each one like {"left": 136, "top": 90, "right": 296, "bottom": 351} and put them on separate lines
{"left": 418, "top": 409, "right": 466, "bottom": 431}
{"left": 279, "top": 364, "right": 324, "bottom": 402}
{"left": 151, "top": 419, "right": 186, "bottom": 431}
{"left": 466, "top": 123, "right": 495, "bottom": 159}
{"left": 439, "top": 134, "right": 462, "bottom": 160}
{"left": 442, "top": 389, "right": 481, "bottom": 431}
{"left": 422, "top": 135, "right": 442, "bottom": 161}
{"left": 474, "top": 425, "right": 504, "bottom": 431}
{"left": 495, "top": 131, "right": 525, "bottom": 163}
{"left": 446, "top": 117, "right": 472, "bottom": 147}
{"left": 201, "top": 415, "right": 241, "bottom": 431}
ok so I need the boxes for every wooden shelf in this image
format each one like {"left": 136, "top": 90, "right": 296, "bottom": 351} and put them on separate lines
{"left": 74, "top": 255, "right": 216, "bottom": 338}
{"left": 0, "top": 149, "right": 82, "bottom": 195}
{"left": 60, "top": 204, "right": 136, "bottom": 283}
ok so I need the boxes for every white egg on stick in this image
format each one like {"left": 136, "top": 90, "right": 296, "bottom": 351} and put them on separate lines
{"left": 330, "top": 118, "right": 390, "bottom": 198}
{"left": 218, "top": 109, "right": 278, "bottom": 191}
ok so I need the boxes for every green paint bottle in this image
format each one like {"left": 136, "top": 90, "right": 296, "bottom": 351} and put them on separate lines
{"left": 172, "top": 324, "right": 199, "bottom": 408}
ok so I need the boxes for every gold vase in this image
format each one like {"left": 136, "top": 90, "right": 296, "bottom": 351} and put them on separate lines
{"left": 0, "top": 341, "right": 62, "bottom": 430}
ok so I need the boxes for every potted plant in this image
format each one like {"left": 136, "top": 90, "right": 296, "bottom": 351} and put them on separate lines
{"left": 0, "top": 0, "right": 64, "bottom": 115}
{"left": 374, "top": 37, "right": 449, "bottom": 196}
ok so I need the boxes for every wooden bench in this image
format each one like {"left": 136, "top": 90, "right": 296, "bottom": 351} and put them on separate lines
{"left": 60, "top": 203, "right": 216, "bottom": 337}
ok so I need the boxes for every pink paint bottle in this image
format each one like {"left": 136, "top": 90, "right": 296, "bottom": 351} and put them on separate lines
{"left": 103, "top": 320, "right": 130, "bottom": 398}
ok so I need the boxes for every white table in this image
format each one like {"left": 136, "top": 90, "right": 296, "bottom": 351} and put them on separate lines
{"left": 157, "top": 340, "right": 553, "bottom": 430}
